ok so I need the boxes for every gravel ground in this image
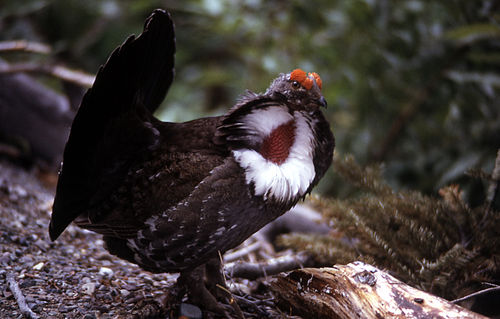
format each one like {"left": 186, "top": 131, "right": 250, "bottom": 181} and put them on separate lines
{"left": 0, "top": 161, "right": 286, "bottom": 319}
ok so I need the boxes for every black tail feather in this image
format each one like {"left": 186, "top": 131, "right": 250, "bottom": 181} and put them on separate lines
{"left": 49, "top": 9, "right": 175, "bottom": 241}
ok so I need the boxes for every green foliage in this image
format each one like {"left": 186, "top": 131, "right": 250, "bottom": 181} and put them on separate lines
{"left": 280, "top": 155, "right": 500, "bottom": 299}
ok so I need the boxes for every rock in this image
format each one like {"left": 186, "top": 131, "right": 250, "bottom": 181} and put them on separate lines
{"left": 98, "top": 267, "right": 114, "bottom": 278}
{"left": 120, "top": 289, "right": 130, "bottom": 297}
{"left": 58, "top": 305, "right": 78, "bottom": 313}
{"left": 34, "top": 239, "right": 49, "bottom": 252}
{"left": 0, "top": 252, "right": 11, "bottom": 264}
{"left": 82, "top": 282, "right": 97, "bottom": 295}
{"left": 179, "top": 303, "right": 202, "bottom": 319}
{"left": 33, "top": 262, "right": 44, "bottom": 270}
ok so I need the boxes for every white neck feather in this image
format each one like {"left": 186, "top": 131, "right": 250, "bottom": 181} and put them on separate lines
{"left": 232, "top": 107, "right": 316, "bottom": 202}
{"left": 235, "top": 106, "right": 294, "bottom": 136}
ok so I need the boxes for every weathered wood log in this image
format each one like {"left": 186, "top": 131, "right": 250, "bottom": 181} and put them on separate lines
{"left": 269, "top": 261, "right": 487, "bottom": 319}
{"left": 0, "top": 60, "right": 75, "bottom": 169}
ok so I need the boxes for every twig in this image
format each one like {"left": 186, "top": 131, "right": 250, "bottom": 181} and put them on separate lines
{"left": 486, "top": 149, "right": 500, "bottom": 212}
{"left": 0, "top": 143, "right": 22, "bottom": 159}
{"left": 451, "top": 286, "right": 500, "bottom": 304}
{"left": 0, "top": 62, "right": 94, "bottom": 87}
{"left": 215, "top": 251, "right": 245, "bottom": 319}
{"left": 225, "top": 253, "right": 311, "bottom": 280}
{"left": 371, "top": 46, "right": 469, "bottom": 162}
{"left": 0, "top": 40, "right": 51, "bottom": 54}
{"left": 6, "top": 272, "right": 39, "bottom": 319}
{"left": 478, "top": 148, "right": 500, "bottom": 230}
{"left": 373, "top": 93, "right": 426, "bottom": 162}
{"left": 224, "top": 241, "right": 262, "bottom": 262}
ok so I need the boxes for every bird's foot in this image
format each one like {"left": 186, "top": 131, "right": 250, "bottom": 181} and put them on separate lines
{"left": 178, "top": 258, "right": 244, "bottom": 318}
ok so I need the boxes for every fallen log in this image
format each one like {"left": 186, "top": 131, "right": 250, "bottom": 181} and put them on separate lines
{"left": 269, "top": 261, "right": 487, "bottom": 319}
{"left": 0, "top": 60, "right": 74, "bottom": 169}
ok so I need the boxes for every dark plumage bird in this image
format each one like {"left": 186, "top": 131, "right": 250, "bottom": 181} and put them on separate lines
{"left": 49, "top": 9, "right": 334, "bottom": 312}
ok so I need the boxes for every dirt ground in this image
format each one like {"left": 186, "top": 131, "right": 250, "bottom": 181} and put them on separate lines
{"left": 0, "top": 161, "right": 285, "bottom": 318}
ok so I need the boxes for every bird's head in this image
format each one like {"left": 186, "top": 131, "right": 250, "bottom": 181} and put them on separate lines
{"left": 265, "top": 69, "right": 327, "bottom": 112}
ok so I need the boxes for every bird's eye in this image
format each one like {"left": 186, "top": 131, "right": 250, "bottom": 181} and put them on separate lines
{"left": 291, "top": 81, "right": 301, "bottom": 89}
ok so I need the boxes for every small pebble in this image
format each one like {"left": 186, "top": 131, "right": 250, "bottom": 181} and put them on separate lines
{"left": 179, "top": 303, "right": 202, "bottom": 319}
{"left": 82, "top": 282, "right": 97, "bottom": 295}
{"left": 59, "top": 305, "right": 78, "bottom": 313}
{"left": 99, "top": 267, "right": 114, "bottom": 278}
{"left": 0, "top": 252, "right": 11, "bottom": 264}
{"left": 65, "top": 289, "right": 77, "bottom": 297}
{"left": 34, "top": 239, "right": 49, "bottom": 252}
{"left": 11, "top": 185, "right": 28, "bottom": 198}
{"left": 120, "top": 289, "right": 130, "bottom": 297}
{"left": 122, "top": 283, "right": 138, "bottom": 291}
{"left": 33, "top": 262, "right": 44, "bottom": 270}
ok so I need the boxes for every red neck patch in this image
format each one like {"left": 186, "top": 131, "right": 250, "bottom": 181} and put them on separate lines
{"left": 259, "top": 120, "right": 296, "bottom": 165}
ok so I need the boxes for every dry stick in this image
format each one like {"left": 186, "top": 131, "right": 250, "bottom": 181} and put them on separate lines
{"left": 487, "top": 149, "right": 500, "bottom": 212}
{"left": 372, "top": 46, "right": 469, "bottom": 162}
{"left": 478, "top": 148, "right": 500, "bottom": 230}
{"left": 225, "top": 253, "right": 310, "bottom": 280}
{"left": 6, "top": 272, "right": 39, "bottom": 319}
{"left": 452, "top": 286, "right": 500, "bottom": 304}
{"left": 224, "top": 241, "right": 262, "bottom": 263}
{"left": 372, "top": 78, "right": 435, "bottom": 162}
{"left": 0, "top": 40, "right": 51, "bottom": 54}
{"left": 0, "top": 62, "right": 94, "bottom": 88}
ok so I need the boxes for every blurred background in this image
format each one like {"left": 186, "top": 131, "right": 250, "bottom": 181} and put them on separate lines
{"left": 1, "top": 0, "right": 499, "bottom": 202}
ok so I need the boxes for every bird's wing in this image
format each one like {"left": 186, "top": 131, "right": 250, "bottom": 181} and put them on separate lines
{"left": 72, "top": 147, "right": 227, "bottom": 239}
{"left": 50, "top": 9, "right": 175, "bottom": 240}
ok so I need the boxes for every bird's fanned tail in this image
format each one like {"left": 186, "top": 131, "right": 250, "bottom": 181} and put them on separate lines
{"left": 49, "top": 9, "right": 176, "bottom": 240}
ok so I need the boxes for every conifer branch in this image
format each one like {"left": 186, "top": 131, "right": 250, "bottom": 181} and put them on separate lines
{"left": 333, "top": 155, "right": 392, "bottom": 195}
{"left": 281, "top": 155, "right": 500, "bottom": 303}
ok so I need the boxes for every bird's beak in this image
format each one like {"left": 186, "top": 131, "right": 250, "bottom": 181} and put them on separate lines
{"left": 318, "top": 96, "right": 328, "bottom": 108}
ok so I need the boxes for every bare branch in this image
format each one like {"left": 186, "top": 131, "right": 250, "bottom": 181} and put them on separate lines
{"left": 486, "top": 149, "right": 500, "bottom": 212}
{"left": 478, "top": 149, "right": 500, "bottom": 229}
{"left": 372, "top": 46, "right": 469, "bottom": 162}
{"left": 0, "top": 62, "right": 94, "bottom": 87}
{"left": 0, "top": 40, "right": 51, "bottom": 54}
{"left": 6, "top": 272, "right": 40, "bottom": 319}
{"left": 452, "top": 286, "right": 500, "bottom": 304}
{"left": 225, "top": 253, "right": 311, "bottom": 280}
{"left": 224, "top": 241, "right": 262, "bottom": 263}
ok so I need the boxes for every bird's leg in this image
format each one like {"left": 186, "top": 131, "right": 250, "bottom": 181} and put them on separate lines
{"left": 177, "top": 264, "right": 230, "bottom": 316}
{"left": 177, "top": 258, "right": 244, "bottom": 318}
{"left": 205, "top": 257, "right": 244, "bottom": 318}
{"left": 205, "top": 257, "right": 227, "bottom": 298}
